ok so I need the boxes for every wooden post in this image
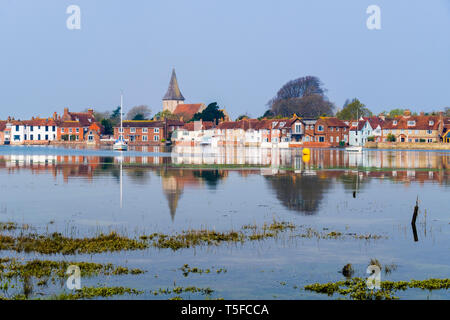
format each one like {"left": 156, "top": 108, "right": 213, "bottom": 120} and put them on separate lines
{"left": 411, "top": 196, "right": 419, "bottom": 242}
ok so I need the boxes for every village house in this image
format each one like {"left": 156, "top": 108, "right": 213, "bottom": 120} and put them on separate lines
{"left": 57, "top": 121, "right": 84, "bottom": 141}
{"left": 114, "top": 120, "right": 165, "bottom": 145}
{"left": 381, "top": 110, "right": 442, "bottom": 143}
{"left": 313, "top": 117, "right": 349, "bottom": 147}
{"left": 441, "top": 117, "right": 450, "bottom": 143}
{"left": 9, "top": 118, "right": 58, "bottom": 145}
{"left": 349, "top": 117, "right": 384, "bottom": 146}
{"left": 0, "top": 121, "right": 9, "bottom": 145}
{"left": 171, "top": 121, "right": 215, "bottom": 146}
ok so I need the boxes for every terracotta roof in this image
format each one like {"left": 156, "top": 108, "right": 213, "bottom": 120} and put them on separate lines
{"left": 11, "top": 118, "right": 57, "bottom": 126}
{"left": 166, "top": 119, "right": 185, "bottom": 126}
{"left": 182, "top": 121, "right": 214, "bottom": 131}
{"left": 59, "top": 121, "right": 82, "bottom": 128}
{"left": 119, "top": 121, "right": 164, "bottom": 128}
{"left": 317, "top": 117, "right": 348, "bottom": 128}
{"left": 67, "top": 112, "right": 95, "bottom": 127}
{"left": 382, "top": 115, "right": 440, "bottom": 130}
{"left": 163, "top": 69, "right": 185, "bottom": 101}
{"left": 173, "top": 104, "right": 205, "bottom": 120}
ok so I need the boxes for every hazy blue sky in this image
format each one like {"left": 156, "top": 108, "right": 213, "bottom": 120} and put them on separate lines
{"left": 0, "top": 0, "right": 449, "bottom": 120}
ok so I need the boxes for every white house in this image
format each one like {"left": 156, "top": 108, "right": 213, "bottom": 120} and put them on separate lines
{"left": 10, "top": 118, "right": 58, "bottom": 144}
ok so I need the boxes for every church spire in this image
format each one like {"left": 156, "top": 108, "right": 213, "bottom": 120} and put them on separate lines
{"left": 163, "top": 69, "right": 185, "bottom": 101}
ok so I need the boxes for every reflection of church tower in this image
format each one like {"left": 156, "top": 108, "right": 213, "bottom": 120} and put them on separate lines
{"left": 162, "top": 69, "right": 185, "bottom": 113}
{"left": 161, "top": 175, "right": 183, "bottom": 221}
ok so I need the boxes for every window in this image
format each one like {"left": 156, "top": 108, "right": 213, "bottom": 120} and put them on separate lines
{"left": 45, "top": 126, "right": 49, "bottom": 132}
{"left": 427, "top": 130, "right": 432, "bottom": 134}
{"left": 407, "top": 121, "right": 416, "bottom": 126}
{"left": 52, "top": 126, "right": 56, "bottom": 132}
{"left": 429, "top": 121, "right": 434, "bottom": 126}
{"left": 142, "top": 128, "right": 148, "bottom": 133}
{"left": 154, "top": 128, "right": 160, "bottom": 133}
{"left": 305, "top": 136, "right": 310, "bottom": 142}
{"left": 154, "top": 135, "right": 159, "bottom": 141}
{"left": 336, "top": 127, "right": 339, "bottom": 132}
{"left": 38, "top": 134, "right": 41, "bottom": 140}
{"left": 319, "top": 136, "right": 325, "bottom": 142}
{"left": 30, "top": 135, "right": 34, "bottom": 140}
{"left": 30, "top": 126, "right": 34, "bottom": 131}
{"left": 318, "top": 125, "right": 324, "bottom": 132}
{"left": 330, "top": 136, "right": 333, "bottom": 143}
{"left": 119, "top": 128, "right": 123, "bottom": 133}
{"left": 330, "top": 127, "right": 334, "bottom": 132}
{"left": 336, "top": 136, "right": 339, "bottom": 143}
{"left": 76, "top": 135, "right": 79, "bottom": 141}
{"left": 295, "top": 124, "right": 302, "bottom": 133}
{"left": 130, "top": 128, "right": 136, "bottom": 133}
{"left": 45, "top": 135, "right": 48, "bottom": 140}
{"left": 408, "top": 130, "right": 412, "bottom": 134}
{"left": 393, "top": 120, "right": 398, "bottom": 125}
{"left": 76, "top": 128, "right": 79, "bottom": 133}
{"left": 427, "top": 139, "right": 433, "bottom": 143}
{"left": 16, "top": 125, "right": 19, "bottom": 131}
{"left": 142, "top": 135, "right": 148, "bottom": 141}
{"left": 69, "top": 128, "right": 73, "bottom": 133}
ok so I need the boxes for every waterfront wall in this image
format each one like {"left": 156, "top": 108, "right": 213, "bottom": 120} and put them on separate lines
{"left": 366, "top": 142, "right": 450, "bottom": 150}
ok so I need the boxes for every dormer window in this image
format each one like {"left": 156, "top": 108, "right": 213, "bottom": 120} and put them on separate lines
{"left": 429, "top": 121, "right": 434, "bottom": 126}
{"left": 407, "top": 121, "right": 416, "bottom": 126}
{"left": 279, "top": 122, "right": 286, "bottom": 128}
{"left": 393, "top": 120, "right": 398, "bottom": 125}
{"left": 272, "top": 122, "right": 278, "bottom": 128}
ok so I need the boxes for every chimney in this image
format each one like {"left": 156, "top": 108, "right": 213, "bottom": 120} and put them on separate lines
{"left": 63, "top": 108, "right": 69, "bottom": 119}
{"left": 7, "top": 116, "right": 11, "bottom": 122}
{"left": 53, "top": 112, "right": 58, "bottom": 120}
{"left": 404, "top": 109, "right": 411, "bottom": 117}
{"left": 378, "top": 113, "right": 385, "bottom": 121}
{"left": 420, "top": 111, "right": 424, "bottom": 116}
{"left": 88, "top": 109, "right": 94, "bottom": 115}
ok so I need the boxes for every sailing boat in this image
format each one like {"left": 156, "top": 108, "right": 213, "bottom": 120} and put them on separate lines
{"left": 113, "top": 93, "right": 128, "bottom": 151}
{"left": 346, "top": 110, "right": 363, "bottom": 153}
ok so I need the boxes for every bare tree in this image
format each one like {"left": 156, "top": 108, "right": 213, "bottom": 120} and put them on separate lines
{"left": 126, "top": 105, "right": 152, "bottom": 120}
{"left": 267, "top": 76, "right": 334, "bottom": 118}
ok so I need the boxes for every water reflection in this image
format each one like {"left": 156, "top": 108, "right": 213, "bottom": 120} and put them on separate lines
{"left": 0, "top": 147, "right": 448, "bottom": 220}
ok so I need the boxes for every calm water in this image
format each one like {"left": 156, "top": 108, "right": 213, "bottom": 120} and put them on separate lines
{"left": 0, "top": 145, "right": 449, "bottom": 299}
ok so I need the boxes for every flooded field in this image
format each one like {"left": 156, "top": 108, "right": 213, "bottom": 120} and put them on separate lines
{"left": 0, "top": 145, "right": 449, "bottom": 300}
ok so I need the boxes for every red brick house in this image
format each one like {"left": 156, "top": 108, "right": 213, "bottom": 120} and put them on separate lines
{"left": 57, "top": 121, "right": 84, "bottom": 141}
{"left": 314, "top": 117, "right": 349, "bottom": 147}
{"left": 114, "top": 121, "right": 165, "bottom": 145}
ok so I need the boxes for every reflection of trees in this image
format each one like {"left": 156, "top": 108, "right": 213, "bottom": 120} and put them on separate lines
{"left": 265, "top": 174, "right": 332, "bottom": 215}
{"left": 192, "top": 170, "right": 226, "bottom": 189}
{"left": 126, "top": 168, "right": 150, "bottom": 183}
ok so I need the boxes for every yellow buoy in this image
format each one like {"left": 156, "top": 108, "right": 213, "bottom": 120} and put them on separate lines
{"left": 302, "top": 154, "right": 310, "bottom": 163}
{"left": 302, "top": 148, "right": 310, "bottom": 156}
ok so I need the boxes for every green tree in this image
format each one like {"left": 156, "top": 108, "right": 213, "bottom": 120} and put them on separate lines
{"left": 101, "top": 119, "right": 114, "bottom": 135}
{"left": 236, "top": 114, "right": 250, "bottom": 121}
{"left": 191, "top": 102, "right": 225, "bottom": 124}
{"left": 386, "top": 134, "right": 396, "bottom": 142}
{"left": 336, "top": 98, "right": 372, "bottom": 120}
{"left": 153, "top": 110, "right": 179, "bottom": 121}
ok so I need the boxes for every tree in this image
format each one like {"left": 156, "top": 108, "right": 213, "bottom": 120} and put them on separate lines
{"left": 101, "top": 118, "right": 114, "bottom": 135}
{"left": 236, "top": 114, "right": 250, "bottom": 121}
{"left": 191, "top": 102, "right": 225, "bottom": 124}
{"left": 444, "top": 107, "right": 450, "bottom": 117}
{"left": 271, "top": 94, "right": 335, "bottom": 118}
{"left": 388, "top": 109, "right": 405, "bottom": 117}
{"left": 267, "top": 76, "right": 335, "bottom": 118}
{"left": 386, "top": 134, "right": 396, "bottom": 142}
{"left": 153, "top": 110, "right": 179, "bottom": 121}
{"left": 336, "top": 98, "right": 372, "bottom": 120}
{"left": 126, "top": 105, "right": 151, "bottom": 120}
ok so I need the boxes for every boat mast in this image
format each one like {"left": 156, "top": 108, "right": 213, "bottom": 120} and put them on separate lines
{"left": 120, "top": 92, "right": 123, "bottom": 140}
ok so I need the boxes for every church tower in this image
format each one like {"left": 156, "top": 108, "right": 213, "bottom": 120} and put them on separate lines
{"left": 162, "top": 69, "right": 185, "bottom": 113}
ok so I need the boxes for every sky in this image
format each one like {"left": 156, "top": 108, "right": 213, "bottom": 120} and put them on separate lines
{"left": 0, "top": 0, "right": 449, "bottom": 120}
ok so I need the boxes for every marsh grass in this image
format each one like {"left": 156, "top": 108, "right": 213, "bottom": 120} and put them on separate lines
{"left": 304, "top": 278, "right": 450, "bottom": 300}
